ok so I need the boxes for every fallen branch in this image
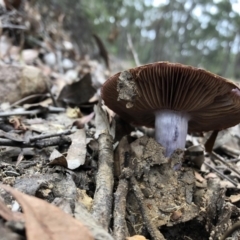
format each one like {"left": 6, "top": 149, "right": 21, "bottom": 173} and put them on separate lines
{"left": 28, "top": 129, "right": 75, "bottom": 142}
{"left": 0, "top": 136, "right": 71, "bottom": 148}
{"left": 113, "top": 178, "right": 129, "bottom": 240}
{"left": 92, "top": 133, "right": 114, "bottom": 230}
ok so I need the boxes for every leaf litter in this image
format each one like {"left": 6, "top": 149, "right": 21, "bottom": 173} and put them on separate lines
{"left": 1, "top": 2, "right": 240, "bottom": 240}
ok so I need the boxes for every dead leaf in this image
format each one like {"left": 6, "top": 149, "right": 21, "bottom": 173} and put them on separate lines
{"left": 9, "top": 117, "right": 28, "bottom": 131}
{"left": 194, "top": 171, "right": 205, "bottom": 183}
{"left": 0, "top": 130, "right": 24, "bottom": 142}
{"left": 229, "top": 194, "right": 240, "bottom": 203}
{"left": 94, "top": 104, "right": 115, "bottom": 139}
{"left": 126, "top": 235, "right": 147, "bottom": 240}
{"left": 0, "top": 184, "right": 93, "bottom": 240}
{"left": 49, "top": 149, "right": 67, "bottom": 168}
{"left": 57, "top": 73, "right": 96, "bottom": 106}
{"left": 66, "top": 129, "right": 86, "bottom": 169}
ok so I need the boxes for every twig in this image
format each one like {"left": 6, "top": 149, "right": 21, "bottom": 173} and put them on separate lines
{"left": 0, "top": 136, "right": 71, "bottom": 148}
{"left": 28, "top": 129, "right": 75, "bottom": 143}
{"left": 130, "top": 175, "right": 166, "bottom": 240}
{"left": 0, "top": 106, "right": 65, "bottom": 117}
{"left": 92, "top": 133, "right": 114, "bottom": 230}
{"left": 211, "top": 151, "right": 240, "bottom": 180}
{"left": 113, "top": 178, "right": 129, "bottom": 240}
{"left": 127, "top": 33, "right": 140, "bottom": 66}
{"left": 220, "top": 221, "right": 240, "bottom": 240}
{"left": 0, "top": 24, "right": 27, "bottom": 30}
{"left": 220, "top": 145, "right": 240, "bottom": 156}
{"left": 0, "top": 109, "right": 42, "bottom": 117}
{"left": 26, "top": 36, "right": 50, "bottom": 50}
{"left": 10, "top": 94, "right": 49, "bottom": 108}
{"left": 204, "top": 162, "right": 238, "bottom": 187}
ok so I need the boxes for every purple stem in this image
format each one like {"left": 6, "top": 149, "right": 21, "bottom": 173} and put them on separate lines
{"left": 155, "top": 110, "right": 189, "bottom": 157}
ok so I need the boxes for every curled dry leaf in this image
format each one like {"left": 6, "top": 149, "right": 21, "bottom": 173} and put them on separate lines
{"left": 0, "top": 184, "right": 93, "bottom": 240}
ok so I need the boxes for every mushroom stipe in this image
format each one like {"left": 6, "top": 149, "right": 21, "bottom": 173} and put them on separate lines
{"left": 102, "top": 62, "right": 240, "bottom": 157}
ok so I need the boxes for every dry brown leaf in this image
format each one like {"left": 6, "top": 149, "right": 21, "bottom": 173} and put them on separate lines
{"left": 67, "top": 129, "right": 86, "bottom": 169}
{"left": 57, "top": 73, "right": 96, "bottom": 106}
{"left": 48, "top": 149, "right": 67, "bottom": 168}
{"left": 126, "top": 235, "right": 147, "bottom": 240}
{"left": 229, "top": 194, "right": 240, "bottom": 203}
{"left": 194, "top": 171, "right": 205, "bottom": 183}
{"left": 0, "top": 184, "right": 93, "bottom": 240}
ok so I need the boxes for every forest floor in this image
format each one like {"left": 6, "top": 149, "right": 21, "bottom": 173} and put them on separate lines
{"left": 0, "top": 2, "right": 240, "bottom": 240}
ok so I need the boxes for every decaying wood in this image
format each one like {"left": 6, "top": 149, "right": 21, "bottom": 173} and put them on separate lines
{"left": 92, "top": 133, "right": 114, "bottom": 230}
{"left": 113, "top": 178, "right": 129, "bottom": 240}
{"left": 130, "top": 175, "right": 166, "bottom": 240}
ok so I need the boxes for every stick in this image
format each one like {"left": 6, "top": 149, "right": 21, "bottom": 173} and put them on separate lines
{"left": 211, "top": 151, "right": 240, "bottom": 180}
{"left": 92, "top": 133, "right": 114, "bottom": 230}
{"left": 28, "top": 129, "right": 75, "bottom": 142}
{"left": 113, "top": 178, "right": 129, "bottom": 240}
{"left": 0, "top": 136, "right": 71, "bottom": 148}
{"left": 204, "top": 162, "right": 238, "bottom": 187}
{"left": 127, "top": 33, "right": 140, "bottom": 66}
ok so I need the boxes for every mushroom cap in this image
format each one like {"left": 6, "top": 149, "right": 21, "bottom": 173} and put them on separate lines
{"left": 101, "top": 62, "right": 240, "bottom": 132}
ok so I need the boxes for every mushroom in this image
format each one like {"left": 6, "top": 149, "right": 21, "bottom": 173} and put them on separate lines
{"left": 101, "top": 62, "right": 240, "bottom": 157}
